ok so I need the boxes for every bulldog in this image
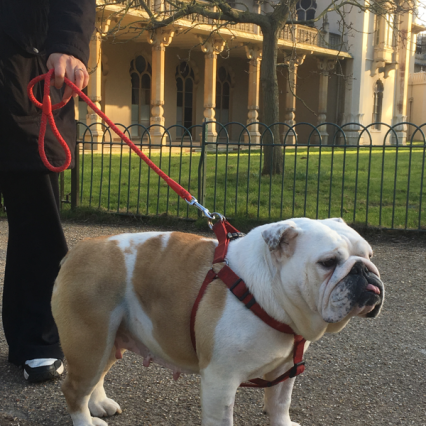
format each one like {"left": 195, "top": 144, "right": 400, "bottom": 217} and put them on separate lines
{"left": 52, "top": 217, "right": 384, "bottom": 426}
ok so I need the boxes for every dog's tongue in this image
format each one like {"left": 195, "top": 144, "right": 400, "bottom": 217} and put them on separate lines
{"left": 366, "top": 284, "right": 381, "bottom": 294}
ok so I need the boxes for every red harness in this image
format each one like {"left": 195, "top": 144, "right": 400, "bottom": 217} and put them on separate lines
{"left": 190, "top": 220, "right": 306, "bottom": 388}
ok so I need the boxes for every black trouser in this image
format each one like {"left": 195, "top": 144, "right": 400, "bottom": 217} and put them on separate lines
{"left": 0, "top": 171, "right": 65, "bottom": 365}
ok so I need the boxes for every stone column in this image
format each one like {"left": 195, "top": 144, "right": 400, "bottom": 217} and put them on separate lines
{"left": 244, "top": 45, "right": 262, "bottom": 145}
{"left": 314, "top": 58, "right": 336, "bottom": 145}
{"left": 86, "top": 29, "right": 103, "bottom": 148}
{"left": 199, "top": 36, "right": 225, "bottom": 142}
{"left": 340, "top": 58, "right": 364, "bottom": 145}
{"left": 147, "top": 29, "right": 174, "bottom": 144}
{"left": 283, "top": 54, "right": 305, "bottom": 145}
{"left": 391, "top": 12, "right": 413, "bottom": 145}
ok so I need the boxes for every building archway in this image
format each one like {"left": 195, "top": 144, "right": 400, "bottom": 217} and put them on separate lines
{"left": 130, "top": 55, "right": 152, "bottom": 136}
{"left": 216, "top": 66, "right": 234, "bottom": 126}
{"left": 176, "top": 61, "right": 196, "bottom": 137}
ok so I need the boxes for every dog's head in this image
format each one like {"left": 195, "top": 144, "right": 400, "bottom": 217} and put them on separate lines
{"left": 260, "top": 218, "right": 384, "bottom": 333}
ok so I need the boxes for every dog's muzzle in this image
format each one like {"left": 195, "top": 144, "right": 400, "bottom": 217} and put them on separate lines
{"left": 341, "top": 261, "right": 384, "bottom": 318}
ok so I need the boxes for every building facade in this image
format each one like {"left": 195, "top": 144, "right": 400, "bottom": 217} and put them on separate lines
{"left": 78, "top": 0, "right": 420, "bottom": 146}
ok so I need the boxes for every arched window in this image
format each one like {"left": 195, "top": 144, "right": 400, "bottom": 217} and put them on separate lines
{"left": 373, "top": 80, "right": 384, "bottom": 130}
{"left": 176, "top": 61, "right": 195, "bottom": 137}
{"left": 296, "top": 0, "right": 317, "bottom": 23}
{"left": 216, "top": 66, "right": 232, "bottom": 125}
{"left": 130, "top": 55, "right": 152, "bottom": 137}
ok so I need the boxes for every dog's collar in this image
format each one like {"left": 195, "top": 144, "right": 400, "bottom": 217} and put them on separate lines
{"left": 190, "top": 220, "right": 306, "bottom": 388}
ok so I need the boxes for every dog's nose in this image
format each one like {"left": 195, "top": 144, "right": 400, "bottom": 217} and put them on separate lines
{"left": 349, "top": 261, "right": 369, "bottom": 276}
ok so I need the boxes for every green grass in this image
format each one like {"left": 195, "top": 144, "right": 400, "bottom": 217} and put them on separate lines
{"left": 60, "top": 144, "right": 426, "bottom": 230}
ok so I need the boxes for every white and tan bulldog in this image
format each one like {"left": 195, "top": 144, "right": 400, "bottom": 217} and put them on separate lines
{"left": 52, "top": 217, "right": 384, "bottom": 426}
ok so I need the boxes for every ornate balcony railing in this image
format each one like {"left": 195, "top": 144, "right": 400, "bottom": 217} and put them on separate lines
{"left": 99, "top": 0, "right": 346, "bottom": 52}
{"left": 279, "top": 26, "right": 347, "bottom": 52}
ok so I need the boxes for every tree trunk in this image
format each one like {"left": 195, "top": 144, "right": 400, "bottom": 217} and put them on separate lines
{"left": 260, "top": 26, "right": 282, "bottom": 175}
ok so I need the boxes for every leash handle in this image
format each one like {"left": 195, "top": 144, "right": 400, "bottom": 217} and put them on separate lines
{"left": 27, "top": 70, "right": 71, "bottom": 173}
{"left": 27, "top": 70, "right": 193, "bottom": 202}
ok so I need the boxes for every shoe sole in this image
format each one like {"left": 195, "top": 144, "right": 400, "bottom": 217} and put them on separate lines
{"left": 24, "top": 362, "right": 64, "bottom": 383}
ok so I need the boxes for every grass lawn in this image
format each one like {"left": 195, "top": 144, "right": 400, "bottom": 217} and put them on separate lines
{"left": 61, "top": 143, "right": 426, "bottom": 230}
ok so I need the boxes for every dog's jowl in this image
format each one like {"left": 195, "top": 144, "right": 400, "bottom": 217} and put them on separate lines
{"left": 52, "top": 218, "right": 384, "bottom": 426}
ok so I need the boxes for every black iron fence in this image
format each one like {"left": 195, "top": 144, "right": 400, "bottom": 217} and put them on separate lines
{"left": 60, "top": 121, "right": 426, "bottom": 231}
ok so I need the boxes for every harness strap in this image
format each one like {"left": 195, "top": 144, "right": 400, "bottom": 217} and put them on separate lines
{"left": 213, "top": 220, "right": 241, "bottom": 264}
{"left": 190, "top": 269, "right": 217, "bottom": 351}
{"left": 191, "top": 220, "right": 306, "bottom": 388}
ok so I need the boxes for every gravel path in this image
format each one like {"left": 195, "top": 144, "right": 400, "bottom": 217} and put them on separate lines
{"left": 0, "top": 218, "right": 425, "bottom": 426}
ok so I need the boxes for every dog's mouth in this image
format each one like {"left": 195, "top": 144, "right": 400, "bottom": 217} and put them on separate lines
{"left": 354, "top": 269, "right": 384, "bottom": 318}
{"left": 325, "top": 261, "right": 385, "bottom": 322}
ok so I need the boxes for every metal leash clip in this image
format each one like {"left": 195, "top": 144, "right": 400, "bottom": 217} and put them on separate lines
{"left": 186, "top": 197, "right": 225, "bottom": 229}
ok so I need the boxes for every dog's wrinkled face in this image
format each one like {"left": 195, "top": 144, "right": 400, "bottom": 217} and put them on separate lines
{"left": 261, "top": 218, "right": 385, "bottom": 327}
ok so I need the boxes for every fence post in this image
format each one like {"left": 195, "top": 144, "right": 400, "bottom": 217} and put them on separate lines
{"left": 71, "top": 140, "right": 80, "bottom": 210}
{"left": 197, "top": 122, "right": 208, "bottom": 218}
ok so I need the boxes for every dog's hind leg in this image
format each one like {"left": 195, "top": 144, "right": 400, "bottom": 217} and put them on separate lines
{"left": 88, "top": 347, "right": 124, "bottom": 418}
{"left": 59, "top": 311, "right": 124, "bottom": 426}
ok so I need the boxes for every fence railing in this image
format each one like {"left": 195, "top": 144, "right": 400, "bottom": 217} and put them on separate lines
{"left": 60, "top": 121, "right": 426, "bottom": 231}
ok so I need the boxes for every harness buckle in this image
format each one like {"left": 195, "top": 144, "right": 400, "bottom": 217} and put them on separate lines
{"left": 227, "top": 232, "right": 246, "bottom": 240}
{"left": 288, "top": 361, "right": 305, "bottom": 378}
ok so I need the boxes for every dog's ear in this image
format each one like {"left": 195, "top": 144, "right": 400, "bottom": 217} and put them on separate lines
{"left": 330, "top": 217, "right": 345, "bottom": 223}
{"left": 261, "top": 222, "right": 299, "bottom": 257}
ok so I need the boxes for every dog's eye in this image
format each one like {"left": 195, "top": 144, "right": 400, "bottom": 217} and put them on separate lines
{"left": 319, "top": 258, "right": 337, "bottom": 268}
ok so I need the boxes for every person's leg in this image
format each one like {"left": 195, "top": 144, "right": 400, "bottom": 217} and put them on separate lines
{"left": 0, "top": 171, "right": 66, "bottom": 367}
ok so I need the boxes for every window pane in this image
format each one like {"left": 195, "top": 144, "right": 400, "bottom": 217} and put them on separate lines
{"left": 176, "top": 77, "right": 183, "bottom": 92}
{"left": 222, "top": 108, "right": 229, "bottom": 124}
{"left": 216, "top": 92, "right": 222, "bottom": 111}
{"left": 177, "top": 92, "right": 183, "bottom": 108}
{"left": 176, "top": 106, "right": 183, "bottom": 137}
{"left": 223, "top": 94, "right": 229, "bottom": 109}
{"left": 218, "top": 66, "right": 227, "bottom": 82}
{"left": 135, "top": 56, "right": 146, "bottom": 73}
{"left": 131, "top": 104, "right": 139, "bottom": 125}
{"left": 185, "top": 78, "right": 193, "bottom": 92}
{"left": 140, "top": 104, "right": 150, "bottom": 127}
{"left": 131, "top": 73, "right": 140, "bottom": 88}
{"left": 132, "top": 88, "right": 139, "bottom": 105}
{"left": 185, "top": 92, "right": 192, "bottom": 107}
{"left": 142, "top": 88, "right": 150, "bottom": 105}
{"left": 223, "top": 82, "right": 230, "bottom": 96}
{"left": 306, "top": 9, "right": 315, "bottom": 20}
{"left": 184, "top": 106, "right": 192, "bottom": 124}
{"left": 180, "top": 62, "right": 189, "bottom": 78}
{"left": 142, "top": 73, "right": 151, "bottom": 90}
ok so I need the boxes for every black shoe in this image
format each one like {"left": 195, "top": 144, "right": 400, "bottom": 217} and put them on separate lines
{"left": 23, "top": 359, "right": 64, "bottom": 383}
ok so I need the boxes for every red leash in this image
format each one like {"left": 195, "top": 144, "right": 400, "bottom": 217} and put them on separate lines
{"left": 27, "top": 69, "right": 193, "bottom": 202}
{"left": 29, "top": 72, "right": 306, "bottom": 387}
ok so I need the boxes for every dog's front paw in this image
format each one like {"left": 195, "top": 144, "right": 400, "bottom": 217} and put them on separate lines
{"left": 70, "top": 415, "right": 109, "bottom": 426}
{"left": 91, "top": 418, "right": 109, "bottom": 426}
{"left": 89, "top": 398, "right": 122, "bottom": 418}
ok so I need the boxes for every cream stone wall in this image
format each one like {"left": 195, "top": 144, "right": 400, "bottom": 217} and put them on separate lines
{"left": 84, "top": 2, "right": 417, "bottom": 147}
{"left": 408, "top": 72, "right": 426, "bottom": 139}
{"left": 102, "top": 41, "right": 152, "bottom": 126}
